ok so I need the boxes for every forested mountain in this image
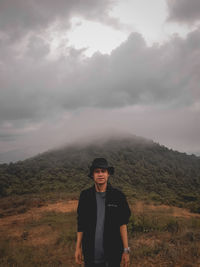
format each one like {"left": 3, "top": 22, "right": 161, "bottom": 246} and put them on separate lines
{"left": 0, "top": 135, "right": 200, "bottom": 212}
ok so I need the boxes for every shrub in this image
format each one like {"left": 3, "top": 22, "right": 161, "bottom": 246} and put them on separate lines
{"left": 165, "top": 219, "right": 179, "bottom": 234}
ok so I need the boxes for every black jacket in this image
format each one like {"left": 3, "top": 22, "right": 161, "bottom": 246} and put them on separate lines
{"left": 77, "top": 183, "right": 131, "bottom": 264}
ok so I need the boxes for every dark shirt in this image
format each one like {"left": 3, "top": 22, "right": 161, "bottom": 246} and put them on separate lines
{"left": 77, "top": 183, "right": 131, "bottom": 264}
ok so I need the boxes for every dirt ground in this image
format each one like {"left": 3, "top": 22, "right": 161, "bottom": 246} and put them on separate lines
{"left": 1, "top": 199, "right": 200, "bottom": 228}
{"left": 0, "top": 200, "right": 78, "bottom": 227}
{"left": 0, "top": 200, "right": 200, "bottom": 266}
{"left": 132, "top": 201, "right": 200, "bottom": 218}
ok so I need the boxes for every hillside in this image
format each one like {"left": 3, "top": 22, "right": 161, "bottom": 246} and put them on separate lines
{"left": 0, "top": 135, "right": 200, "bottom": 212}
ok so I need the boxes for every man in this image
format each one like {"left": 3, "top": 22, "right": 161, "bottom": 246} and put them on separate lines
{"left": 75, "top": 158, "right": 131, "bottom": 267}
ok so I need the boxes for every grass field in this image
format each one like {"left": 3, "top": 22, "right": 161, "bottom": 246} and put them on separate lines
{"left": 0, "top": 195, "right": 200, "bottom": 267}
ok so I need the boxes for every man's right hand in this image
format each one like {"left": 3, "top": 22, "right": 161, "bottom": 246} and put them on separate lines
{"left": 75, "top": 247, "right": 84, "bottom": 265}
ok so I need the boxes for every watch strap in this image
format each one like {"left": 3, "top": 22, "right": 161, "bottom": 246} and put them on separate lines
{"left": 123, "top": 247, "right": 130, "bottom": 253}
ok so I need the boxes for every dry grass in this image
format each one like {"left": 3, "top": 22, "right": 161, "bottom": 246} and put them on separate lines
{"left": 128, "top": 201, "right": 200, "bottom": 267}
{"left": 0, "top": 198, "right": 200, "bottom": 266}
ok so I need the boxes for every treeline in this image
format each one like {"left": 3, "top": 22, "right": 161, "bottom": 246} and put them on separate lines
{"left": 0, "top": 136, "right": 200, "bottom": 212}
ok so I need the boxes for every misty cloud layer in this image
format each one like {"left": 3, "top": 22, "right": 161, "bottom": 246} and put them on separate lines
{"left": 167, "top": 0, "right": 200, "bottom": 24}
{"left": 0, "top": 0, "right": 200, "bottom": 162}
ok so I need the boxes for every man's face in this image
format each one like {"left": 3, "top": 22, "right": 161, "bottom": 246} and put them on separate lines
{"left": 93, "top": 168, "right": 109, "bottom": 185}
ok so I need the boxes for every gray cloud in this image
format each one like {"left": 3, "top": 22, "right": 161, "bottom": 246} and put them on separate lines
{"left": 61, "top": 29, "right": 199, "bottom": 111}
{"left": 0, "top": 1, "right": 200, "bottom": 161}
{"left": 166, "top": 0, "right": 200, "bottom": 24}
{"left": 0, "top": 0, "right": 120, "bottom": 41}
{"left": 0, "top": 28, "right": 200, "bottom": 124}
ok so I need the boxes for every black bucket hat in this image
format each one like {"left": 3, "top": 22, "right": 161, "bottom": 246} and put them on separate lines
{"left": 88, "top": 158, "right": 114, "bottom": 178}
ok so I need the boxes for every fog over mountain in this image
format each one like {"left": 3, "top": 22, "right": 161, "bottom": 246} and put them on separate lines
{"left": 1, "top": 134, "right": 200, "bottom": 216}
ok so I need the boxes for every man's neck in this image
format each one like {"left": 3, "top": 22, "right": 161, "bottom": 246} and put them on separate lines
{"left": 95, "top": 182, "right": 107, "bottom": 192}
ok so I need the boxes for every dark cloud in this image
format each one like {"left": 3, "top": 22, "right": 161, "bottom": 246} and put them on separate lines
{"left": 25, "top": 36, "right": 50, "bottom": 59}
{"left": 166, "top": 0, "right": 200, "bottom": 24}
{"left": 0, "top": 133, "right": 19, "bottom": 142}
{"left": 0, "top": 0, "right": 118, "bottom": 40}
{"left": 53, "top": 29, "right": 200, "bottom": 109}
{"left": 0, "top": 28, "right": 200, "bottom": 124}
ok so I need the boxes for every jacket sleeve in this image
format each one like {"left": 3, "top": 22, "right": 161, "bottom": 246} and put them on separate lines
{"left": 77, "top": 191, "right": 86, "bottom": 232}
{"left": 118, "top": 192, "right": 131, "bottom": 226}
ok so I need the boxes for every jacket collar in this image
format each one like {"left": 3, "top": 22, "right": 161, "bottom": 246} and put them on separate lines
{"left": 91, "top": 182, "right": 112, "bottom": 193}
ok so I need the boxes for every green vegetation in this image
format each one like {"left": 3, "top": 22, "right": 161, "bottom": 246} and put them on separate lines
{"left": 0, "top": 136, "right": 200, "bottom": 212}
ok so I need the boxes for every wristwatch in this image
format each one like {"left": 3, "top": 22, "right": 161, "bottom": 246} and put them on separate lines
{"left": 123, "top": 247, "right": 130, "bottom": 254}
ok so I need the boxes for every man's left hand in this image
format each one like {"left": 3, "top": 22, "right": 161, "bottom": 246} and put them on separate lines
{"left": 121, "top": 252, "right": 130, "bottom": 267}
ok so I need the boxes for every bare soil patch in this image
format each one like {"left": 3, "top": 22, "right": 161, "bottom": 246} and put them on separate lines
{"left": 1, "top": 199, "right": 199, "bottom": 230}
{"left": 0, "top": 200, "right": 78, "bottom": 227}
{"left": 132, "top": 201, "right": 200, "bottom": 218}
{"left": 0, "top": 200, "right": 78, "bottom": 247}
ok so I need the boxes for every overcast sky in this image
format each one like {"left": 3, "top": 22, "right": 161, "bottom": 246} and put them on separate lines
{"left": 0, "top": 0, "right": 200, "bottom": 163}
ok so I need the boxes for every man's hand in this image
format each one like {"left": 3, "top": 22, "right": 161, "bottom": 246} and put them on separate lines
{"left": 121, "top": 252, "right": 130, "bottom": 267}
{"left": 75, "top": 247, "right": 83, "bottom": 265}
